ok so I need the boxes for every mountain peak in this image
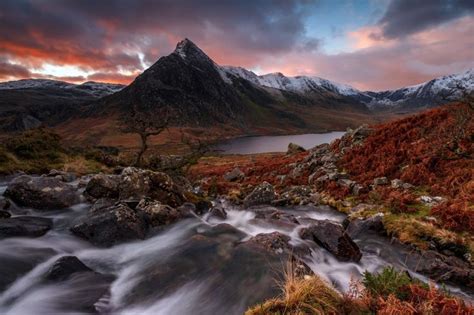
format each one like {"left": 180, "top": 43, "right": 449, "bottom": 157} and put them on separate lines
{"left": 173, "top": 38, "right": 209, "bottom": 60}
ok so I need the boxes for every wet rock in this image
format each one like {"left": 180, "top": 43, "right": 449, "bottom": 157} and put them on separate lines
{"left": 177, "top": 202, "right": 197, "bottom": 214}
{"left": 406, "top": 249, "right": 474, "bottom": 291}
{"left": 0, "top": 198, "right": 11, "bottom": 210}
{"left": 373, "top": 177, "right": 389, "bottom": 186}
{"left": 4, "top": 175, "right": 79, "bottom": 209}
{"left": 0, "top": 216, "right": 53, "bottom": 238}
{"left": 287, "top": 142, "right": 306, "bottom": 154}
{"left": 45, "top": 256, "right": 92, "bottom": 282}
{"left": 345, "top": 214, "right": 385, "bottom": 238}
{"left": 245, "top": 232, "right": 292, "bottom": 255}
{"left": 194, "top": 199, "right": 212, "bottom": 214}
{"left": 44, "top": 169, "right": 76, "bottom": 182}
{"left": 243, "top": 182, "right": 276, "bottom": 208}
{"left": 136, "top": 199, "right": 191, "bottom": 227}
{"left": 89, "top": 198, "right": 116, "bottom": 213}
{"left": 0, "top": 210, "right": 10, "bottom": 218}
{"left": 119, "top": 167, "right": 186, "bottom": 207}
{"left": 223, "top": 167, "right": 244, "bottom": 182}
{"left": 70, "top": 203, "right": 147, "bottom": 247}
{"left": 84, "top": 173, "right": 120, "bottom": 200}
{"left": 208, "top": 206, "right": 227, "bottom": 219}
{"left": 299, "top": 220, "right": 362, "bottom": 262}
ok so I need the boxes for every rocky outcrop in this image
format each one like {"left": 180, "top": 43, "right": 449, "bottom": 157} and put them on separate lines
{"left": 44, "top": 169, "right": 76, "bottom": 182}
{"left": 84, "top": 168, "right": 186, "bottom": 208}
{"left": 223, "top": 167, "right": 244, "bottom": 182}
{"left": 208, "top": 206, "right": 227, "bottom": 219}
{"left": 45, "top": 256, "right": 92, "bottom": 282}
{"left": 0, "top": 216, "right": 53, "bottom": 238}
{"left": 345, "top": 214, "right": 385, "bottom": 238}
{"left": 4, "top": 175, "right": 79, "bottom": 209}
{"left": 287, "top": 143, "right": 306, "bottom": 154}
{"left": 245, "top": 232, "right": 292, "bottom": 255}
{"left": 136, "top": 199, "right": 192, "bottom": 227}
{"left": 405, "top": 248, "right": 474, "bottom": 292}
{"left": 299, "top": 220, "right": 362, "bottom": 262}
{"left": 243, "top": 182, "right": 276, "bottom": 208}
{"left": 84, "top": 174, "right": 120, "bottom": 200}
{"left": 70, "top": 203, "right": 147, "bottom": 247}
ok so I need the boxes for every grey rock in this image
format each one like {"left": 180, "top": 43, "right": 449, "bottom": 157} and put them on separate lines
{"left": 0, "top": 216, "right": 53, "bottom": 238}
{"left": 84, "top": 174, "right": 120, "bottom": 200}
{"left": 4, "top": 175, "right": 78, "bottom": 209}
{"left": 243, "top": 182, "right": 276, "bottom": 208}
{"left": 299, "top": 220, "right": 362, "bottom": 262}
{"left": 373, "top": 177, "right": 389, "bottom": 186}
{"left": 45, "top": 256, "right": 92, "bottom": 282}
{"left": 287, "top": 142, "right": 306, "bottom": 154}
{"left": 70, "top": 203, "right": 147, "bottom": 247}
{"left": 223, "top": 167, "right": 244, "bottom": 182}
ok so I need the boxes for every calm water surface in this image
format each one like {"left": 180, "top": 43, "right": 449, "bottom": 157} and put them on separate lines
{"left": 216, "top": 132, "right": 345, "bottom": 154}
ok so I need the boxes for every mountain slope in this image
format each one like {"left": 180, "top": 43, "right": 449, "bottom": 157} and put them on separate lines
{"left": 88, "top": 39, "right": 372, "bottom": 133}
{"left": 0, "top": 80, "right": 124, "bottom": 131}
{"left": 365, "top": 69, "right": 474, "bottom": 110}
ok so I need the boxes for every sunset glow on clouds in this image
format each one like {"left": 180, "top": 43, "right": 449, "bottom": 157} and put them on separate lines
{"left": 0, "top": 0, "right": 473, "bottom": 90}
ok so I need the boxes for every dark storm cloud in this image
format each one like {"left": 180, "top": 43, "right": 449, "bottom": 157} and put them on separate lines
{"left": 0, "top": 0, "right": 318, "bottom": 75}
{"left": 378, "top": 0, "right": 474, "bottom": 39}
{"left": 0, "top": 60, "right": 31, "bottom": 79}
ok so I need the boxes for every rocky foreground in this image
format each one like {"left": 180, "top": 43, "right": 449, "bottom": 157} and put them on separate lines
{"left": 0, "top": 102, "right": 472, "bottom": 313}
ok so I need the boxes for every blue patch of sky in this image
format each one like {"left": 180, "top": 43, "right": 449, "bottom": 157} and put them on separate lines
{"left": 303, "top": 0, "right": 388, "bottom": 54}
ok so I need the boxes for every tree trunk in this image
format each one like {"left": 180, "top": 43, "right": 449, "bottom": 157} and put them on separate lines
{"left": 134, "top": 133, "right": 148, "bottom": 166}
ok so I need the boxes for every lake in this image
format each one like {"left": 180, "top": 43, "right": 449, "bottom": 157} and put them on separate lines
{"left": 216, "top": 132, "right": 345, "bottom": 154}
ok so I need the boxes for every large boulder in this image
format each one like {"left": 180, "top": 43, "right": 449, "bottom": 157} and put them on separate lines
{"left": 405, "top": 248, "right": 474, "bottom": 291}
{"left": 4, "top": 175, "right": 79, "bottom": 209}
{"left": 136, "top": 199, "right": 192, "bottom": 227}
{"left": 299, "top": 220, "right": 362, "bottom": 262}
{"left": 119, "top": 167, "right": 185, "bottom": 207}
{"left": 243, "top": 182, "right": 276, "bottom": 208}
{"left": 345, "top": 214, "right": 386, "bottom": 239}
{"left": 287, "top": 143, "right": 306, "bottom": 155}
{"left": 84, "top": 174, "right": 120, "bottom": 200}
{"left": 245, "top": 232, "right": 293, "bottom": 255}
{"left": 70, "top": 203, "right": 147, "bottom": 247}
{"left": 45, "top": 256, "right": 92, "bottom": 282}
{"left": 44, "top": 169, "right": 76, "bottom": 183}
{"left": 0, "top": 216, "right": 53, "bottom": 238}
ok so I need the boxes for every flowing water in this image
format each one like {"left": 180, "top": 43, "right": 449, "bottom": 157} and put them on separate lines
{"left": 0, "top": 178, "right": 470, "bottom": 314}
{"left": 216, "top": 132, "right": 345, "bottom": 154}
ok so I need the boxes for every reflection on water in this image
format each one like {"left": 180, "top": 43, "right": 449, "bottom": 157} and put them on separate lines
{"left": 216, "top": 132, "right": 345, "bottom": 154}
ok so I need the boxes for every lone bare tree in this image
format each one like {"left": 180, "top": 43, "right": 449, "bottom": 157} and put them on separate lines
{"left": 119, "top": 105, "right": 170, "bottom": 166}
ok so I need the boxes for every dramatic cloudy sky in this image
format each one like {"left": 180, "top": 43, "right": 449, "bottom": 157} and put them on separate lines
{"left": 0, "top": 0, "right": 473, "bottom": 90}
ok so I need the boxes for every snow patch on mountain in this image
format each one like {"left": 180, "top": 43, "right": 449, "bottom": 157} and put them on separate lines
{"left": 221, "top": 66, "right": 361, "bottom": 96}
{"left": 0, "top": 79, "right": 125, "bottom": 98}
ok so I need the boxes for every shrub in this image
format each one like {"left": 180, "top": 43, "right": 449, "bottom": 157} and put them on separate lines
{"left": 362, "top": 267, "right": 414, "bottom": 300}
{"left": 4, "top": 128, "right": 63, "bottom": 161}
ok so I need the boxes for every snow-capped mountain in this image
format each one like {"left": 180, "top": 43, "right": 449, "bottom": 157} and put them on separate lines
{"left": 0, "top": 79, "right": 125, "bottom": 98}
{"left": 221, "top": 65, "right": 473, "bottom": 110}
{"left": 365, "top": 69, "right": 474, "bottom": 109}
{"left": 221, "top": 66, "right": 361, "bottom": 96}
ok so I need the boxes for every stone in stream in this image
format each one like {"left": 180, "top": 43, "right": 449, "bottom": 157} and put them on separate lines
{"left": 45, "top": 256, "right": 93, "bottom": 281}
{"left": 4, "top": 175, "right": 79, "bottom": 209}
{"left": 119, "top": 167, "right": 186, "bottom": 207}
{"left": 0, "top": 210, "right": 10, "bottom": 219}
{"left": 0, "top": 198, "right": 11, "bottom": 210}
{"left": 299, "top": 219, "right": 362, "bottom": 262}
{"left": 344, "top": 214, "right": 386, "bottom": 239}
{"left": 84, "top": 174, "right": 120, "bottom": 200}
{"left": 208, "top": 206, "right": 227, "bottom": 219}
{"left": 0, "top": 216, "right": 53, "bottom": 238}
{"left": 136, "top": 199, "right": 193, "bottom": 227}
{"left": 243, "top": 182, "right": 276, "bottom": 208}
{"left": 43, "top": 169, "right": 77, "bottom": 183}
{"left": 70, "top": 203, "right": 147, "bottom": 247}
